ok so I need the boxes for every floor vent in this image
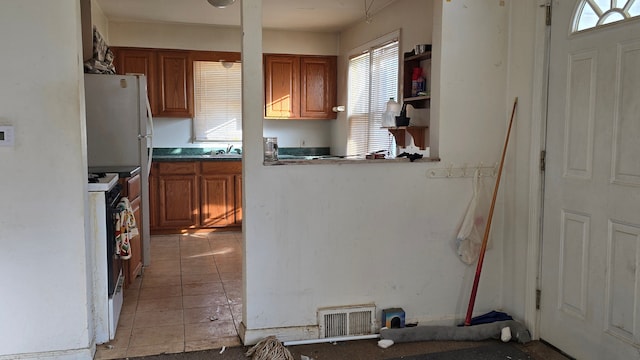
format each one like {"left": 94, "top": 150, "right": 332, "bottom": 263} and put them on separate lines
{"left": 318, "top": 305, "right": 376, "bottom": 338}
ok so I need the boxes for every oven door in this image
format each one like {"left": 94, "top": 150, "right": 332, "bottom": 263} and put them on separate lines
{"left": 105, "top": 185, "right": 122, "bottom": 296}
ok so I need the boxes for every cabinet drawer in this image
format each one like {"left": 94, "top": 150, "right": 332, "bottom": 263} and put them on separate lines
{"left": 127, "top": 174, "right": 141, "bottom": 200}
{"left": 201, "top": 161, "right": 241, "bottom": 175}
{"left": 158, "top": 162, "right": 197, "bottom": 175}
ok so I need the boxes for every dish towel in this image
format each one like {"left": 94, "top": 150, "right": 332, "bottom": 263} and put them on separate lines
{"left": 115, "top": 197, "right": 138, "bottom": 260}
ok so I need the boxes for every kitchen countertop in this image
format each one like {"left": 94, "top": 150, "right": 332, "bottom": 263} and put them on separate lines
{"left": 89, "top": 166, "right": 141, "bottom": 177}
{"left": 152, "top": 147, "right": 241, "bottom": 162}
{"left": 265, "top": 156, "right": 441, "bottom": 165}
{"left": 152, "top": 154, "right": 242, "bottom": 162}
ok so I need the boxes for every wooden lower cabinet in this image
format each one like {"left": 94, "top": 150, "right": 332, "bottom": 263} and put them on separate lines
{"left": 150, "top": 161, "right": 241, "bottom": 233}
{"left": 201, "top": 175, "right": 235, "bottom": 227}
{"left": 158, "top": 174, "right": 199, "bottom": 228}
{"left": 234, "top": 175, "right": 243, "bottom": 225}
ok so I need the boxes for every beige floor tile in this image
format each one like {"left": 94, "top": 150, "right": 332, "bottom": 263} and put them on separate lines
{"left": 151, "top": 248, "right": 181, "bottom": 262}
{"left": 185, "top": 336, "right": 241, "bottom": 352}
{"left": 224, "top": 289, "right": 242, "bottom": 306}
{"left": 218, "top": 272, "right": 242, "bottom": 281}
{"left": 183, "top": 293, "right": 229, "bottom": 309}
{"left": 184, "top": 305, "right": 234, "bottom": 324}
{"left": 129, "top": 324, "right": 185, "bottom": 347}
{"left": 116, "top": 233, "right": 243, "bottom": 357}
{"left": 142, "top": 274, "right": 182, "bottom": 288}
{"left": 181, "top": 263, "right": 218, "bottom": 275}
{"left": 221, "top": 279, "right": 242, "bottom": 291}
{"left": 182, "top": 281, "right": 225, "bottom": 296}
{"left": 144, "top": 260, "right": 181, "bottom": 276}
{"left": 185, "top": 320, "right": 238, "bottom": 342}
{"left": 134, "top": 309, "right": 183, "bottom": 328}
{"left": 117, "top": 311, "right": 135, "bottom": 329}
{"left": 94, "top": 346, "right": 128, "bottom": 360}
{"left": 182, "top": 272, "right": 220, "bottom": 285}
{"left": 138, "top": 284, "right": 182, "bottom": 300}
{"left": 181, "top": 248, "right": 214, "bottom": 259}
{"left": 126, "top": 342, "right": 184, "bottom": 358}
{"left": 181, "top": 256, "right": 216, "bottom": 266}
{"left": 127, "top": 276, "right": 143, "bottom": 290}
{"left": 136, "top": 296, "right": 183, "bottom": 313}
{"left": 108, "top": 326, "right": 132, "bottom": 349}
{"left": 120, "top": 297, "right": 138, "bottom": 315}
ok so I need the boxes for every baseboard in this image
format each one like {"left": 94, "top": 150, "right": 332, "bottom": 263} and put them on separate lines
{"left": 239, "top": 321, "right": 320, "bottom": 346}
{"left": 0, "top": 345, "right": 95, "bottom": 360}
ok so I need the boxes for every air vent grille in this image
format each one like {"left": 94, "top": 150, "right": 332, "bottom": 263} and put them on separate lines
{"left": 318, "top": 305, "right": 375, "bottom": 338}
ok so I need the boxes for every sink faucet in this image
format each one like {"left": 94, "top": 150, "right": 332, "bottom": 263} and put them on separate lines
{"left": 226, "top": 144, "right": 234, "bottom": 154}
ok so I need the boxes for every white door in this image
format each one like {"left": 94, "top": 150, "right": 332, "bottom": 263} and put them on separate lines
{"left": 540, "top": 1, "right": 640, "bottom": 359}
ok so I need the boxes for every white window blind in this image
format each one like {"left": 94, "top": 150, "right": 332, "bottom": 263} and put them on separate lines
{"left": 193, "top": 61, "right": 242, "bottom": 142}
{"left": 347, "top": 40, "right": 398, "bottom": 156}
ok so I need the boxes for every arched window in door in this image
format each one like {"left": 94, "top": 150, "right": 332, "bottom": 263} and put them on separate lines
{"left": 573, "top": 0, "right": 640, "bottom": 32}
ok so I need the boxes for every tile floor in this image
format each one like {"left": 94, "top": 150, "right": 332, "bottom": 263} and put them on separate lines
{"left": 94, "top": 231, "right": 243, "bottom": 359}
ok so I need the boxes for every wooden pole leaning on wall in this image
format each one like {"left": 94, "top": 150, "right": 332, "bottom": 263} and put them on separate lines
{"left": 464, "top": 97, "right": 518, "bottom": 326}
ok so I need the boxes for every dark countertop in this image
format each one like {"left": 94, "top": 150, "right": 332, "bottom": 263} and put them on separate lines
{"left": 152, "top": 147, "right": 241, "bottom": 162}
{"left": 89, "top": 166, "right": 141, "bottom": 177}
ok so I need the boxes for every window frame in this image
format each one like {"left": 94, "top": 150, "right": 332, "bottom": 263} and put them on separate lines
{"left": 190, "top": 51, "right": 242, "bottom": 144}
{"left": 346, "top": 30, "right": 401, "bottom": 157}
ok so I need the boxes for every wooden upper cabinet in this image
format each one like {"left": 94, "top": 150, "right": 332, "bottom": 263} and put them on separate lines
{"left": 157, "top": 51, "right": 193, "bottom": 118}
{"left": 264, "top": 55, "right": 300, "bottom": 118}
{"left": 300, "top": 56, "right": 336, "bottom": 119}
{"left": 112, "top": 47, "right": 193, "bottom": 118}
{"left": 264, "top": 54, "right": 337, "bottom": 119}
{"left": 112, "top": 48, "right": 158, "bottom": 114}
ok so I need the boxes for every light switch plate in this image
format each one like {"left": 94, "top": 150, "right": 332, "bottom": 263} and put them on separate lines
{"left": 0, "top": 125, "right": 15, "bottom": 147}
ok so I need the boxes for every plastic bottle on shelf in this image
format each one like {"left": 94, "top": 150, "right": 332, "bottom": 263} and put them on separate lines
{"left": 411, "top": 68, "right": 423, "bottom": 97}
{"left": 382, "top": 98, "right": 400, "bottom": 127}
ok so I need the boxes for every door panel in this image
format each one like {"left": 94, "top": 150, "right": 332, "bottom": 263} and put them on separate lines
{"left": 540, "top": 1, "right": 640, "bottom": 359}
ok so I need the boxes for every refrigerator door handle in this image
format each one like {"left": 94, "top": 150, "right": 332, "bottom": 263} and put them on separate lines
{"left": 145, "top": 95, "right": 154, "bottom": 177}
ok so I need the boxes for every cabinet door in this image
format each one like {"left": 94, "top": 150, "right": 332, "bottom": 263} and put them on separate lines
{"left": 264, "top": 55, "right": 300, "bottom": 118}
{"left": 112, "top": 48, "right": 158, "bottom": 115}
{"left": 157, "top": 51, "right": 193, "bottom": 117}
{"left": 234, "top": 174, "right": 242, "bottom": 225}
{"left": 124, "top": 196, "right": 143, "bottom": 286}
{"left": 300, "top": 56, "right": 336, "bottom": 119}
{"left": 201, "top": 175, "right": 234, "bottom": 227}
{"left": 158, "top": 175, "right": 198, "bottom": 228}
{"left": 148, "top": 164, "right": 158, "bottom": 230}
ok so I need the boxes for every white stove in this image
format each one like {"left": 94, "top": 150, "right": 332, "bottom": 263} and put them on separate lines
{"left": 88, "top": 173, "right": 119, "bottom": 192}
{"left": 87, "top": 171, "right": 123, "bottom": 343}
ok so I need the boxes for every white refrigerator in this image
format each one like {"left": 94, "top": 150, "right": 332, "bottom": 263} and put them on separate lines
{"left": 84, "top": 74, "right": 153, "bottom": 267}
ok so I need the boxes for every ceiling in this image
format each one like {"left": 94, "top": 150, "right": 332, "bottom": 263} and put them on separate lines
{"left": 96, "top": 0, "right": 398, "bottom": 32}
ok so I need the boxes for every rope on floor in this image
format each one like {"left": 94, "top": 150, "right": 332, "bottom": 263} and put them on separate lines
{"left": 245, "top": 336, "right": 294, "bottom": 360}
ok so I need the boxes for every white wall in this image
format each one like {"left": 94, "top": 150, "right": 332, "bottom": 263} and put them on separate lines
{"left": 240, "top": 0, "right": 516, "bottom": 344}
{"left": 501, "top": 0, "right": 547, "bottom": 334}
{"left": 0, "top": 1, "right": 94, "bottom": 359}
{"left": 91, "top": 0, "right": 109, "bottom": 41}
{"left": 108, "top": 21, "right": 339, "bottom": 149}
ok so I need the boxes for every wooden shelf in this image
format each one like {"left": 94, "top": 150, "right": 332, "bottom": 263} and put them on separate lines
{"left": 405, "top": 52, "right": 432, "bottom": 62}
{"left": 384, "top": 126, "right": 429, "bottom": 150}
{"left": 404, "top": 95, "right": 431, "bottom": 102}
{"left": 403, "top": 49, "right": 432, "bottom": 109}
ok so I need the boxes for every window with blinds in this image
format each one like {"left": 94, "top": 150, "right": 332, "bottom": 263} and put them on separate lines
{"left": 193, "top": 61, "right": 242, "bottom": 142}
{"left": 347, "top": 40, "right": 399, "bottom": 156}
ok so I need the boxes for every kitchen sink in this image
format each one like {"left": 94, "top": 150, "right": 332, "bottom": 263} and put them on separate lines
{"left": 204, "top": 153, "right": 243, "bottom": 159}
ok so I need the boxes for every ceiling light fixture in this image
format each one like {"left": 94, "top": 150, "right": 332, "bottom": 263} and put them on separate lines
{"left": 364, "top": 0, "right": 375, "bottom": 24}
{"left": 207, "top": 0, "right": 236, "bottom": 9}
